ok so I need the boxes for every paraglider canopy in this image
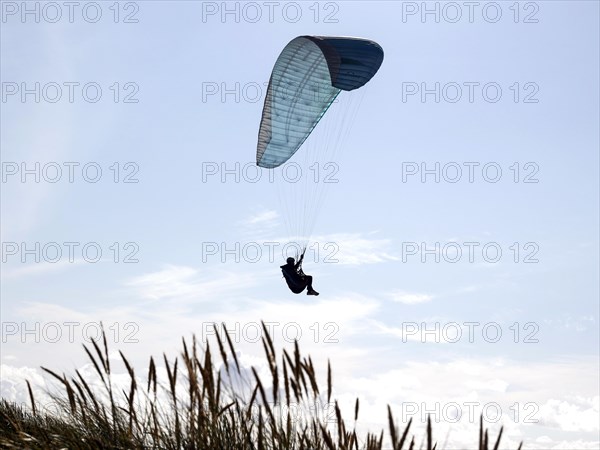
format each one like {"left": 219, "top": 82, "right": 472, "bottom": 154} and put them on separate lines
{"left": 256, "top": 36, "right": 384, "bottom": 169}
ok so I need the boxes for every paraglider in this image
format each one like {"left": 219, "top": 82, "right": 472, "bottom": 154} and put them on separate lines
{"left": 280, "top": 252, "right": 319, "bottom": 296}
{"left": 255, "top": 35, "right": 384, "bottom": 294}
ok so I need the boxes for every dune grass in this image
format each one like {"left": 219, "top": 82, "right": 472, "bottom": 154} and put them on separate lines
{"left": 0, "top": 322, "right": 522, "bottom": 449}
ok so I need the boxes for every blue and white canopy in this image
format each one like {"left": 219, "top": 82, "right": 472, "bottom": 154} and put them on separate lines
{"left": 256, "top": 36, "right": 384, "bottom": 169}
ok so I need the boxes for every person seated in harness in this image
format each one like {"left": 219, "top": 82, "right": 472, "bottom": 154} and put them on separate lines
{"left": 280, "top": 252, "right": 319, "bottom": 296}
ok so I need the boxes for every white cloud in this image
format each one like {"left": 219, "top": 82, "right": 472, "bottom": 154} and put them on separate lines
{"left": 388, "top": 290, "right": 434, "bottom": 304}
{"left": 247, "top": 210, "right": 279, "bottom": 225}
{"left": 310, "top": 232, "right": 398, "bottom": 265}
{"left": 1, "top": 259, "right": 87, "bottom": 281}
{"left": 332, "top": 358, "right": 599, "bottom": 449}
{"left": 125, "top": 265, "right": 259, "bottom": 301}
{"left": 14, "top": 301, "right": 92, "bottom": 323}
{"left": 241, "top": 209, "right": 280, "bottom": 228}
{"left": 369, "top": 320, "right": 434, "bottom": 343}
{"left": 543, "top": 316, "right": 596, "bottom": 332}
{"left": 0, "top": 364, "right": 52, "bottom": 408}
{"left": 536, "top": 396, "right": 599, "bottom": 432}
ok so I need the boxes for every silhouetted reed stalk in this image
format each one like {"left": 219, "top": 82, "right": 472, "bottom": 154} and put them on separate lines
{"left": 0, "top": 321, "right": 522, "bottom": 450}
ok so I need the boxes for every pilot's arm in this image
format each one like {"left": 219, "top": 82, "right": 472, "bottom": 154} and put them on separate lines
{"left": 295, "top": 251, "right": 305, "bottom": 270}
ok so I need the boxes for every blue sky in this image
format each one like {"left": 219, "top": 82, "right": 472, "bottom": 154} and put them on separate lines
{"left": 1, "top": 1, "right": 599, "bottom": 448}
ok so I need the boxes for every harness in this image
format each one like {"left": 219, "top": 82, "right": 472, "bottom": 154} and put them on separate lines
{"left": 281, "top": 264, "right": 306, "bottom": 293}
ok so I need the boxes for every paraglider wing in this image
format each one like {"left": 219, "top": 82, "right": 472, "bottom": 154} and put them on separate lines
{"left": 256, "top": 36, "right": 384, "bottom": 169}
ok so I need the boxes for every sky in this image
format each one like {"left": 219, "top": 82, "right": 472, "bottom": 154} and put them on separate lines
{"left": 1, "top": 1, "right": 599, "bottom": 448}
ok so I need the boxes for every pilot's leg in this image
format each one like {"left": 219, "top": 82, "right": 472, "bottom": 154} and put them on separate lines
{"left": 305, "top": 276, "right": 319, "bottom": 295}
{"left": 305, "top": 275, "right": 313, "bottom": 289}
